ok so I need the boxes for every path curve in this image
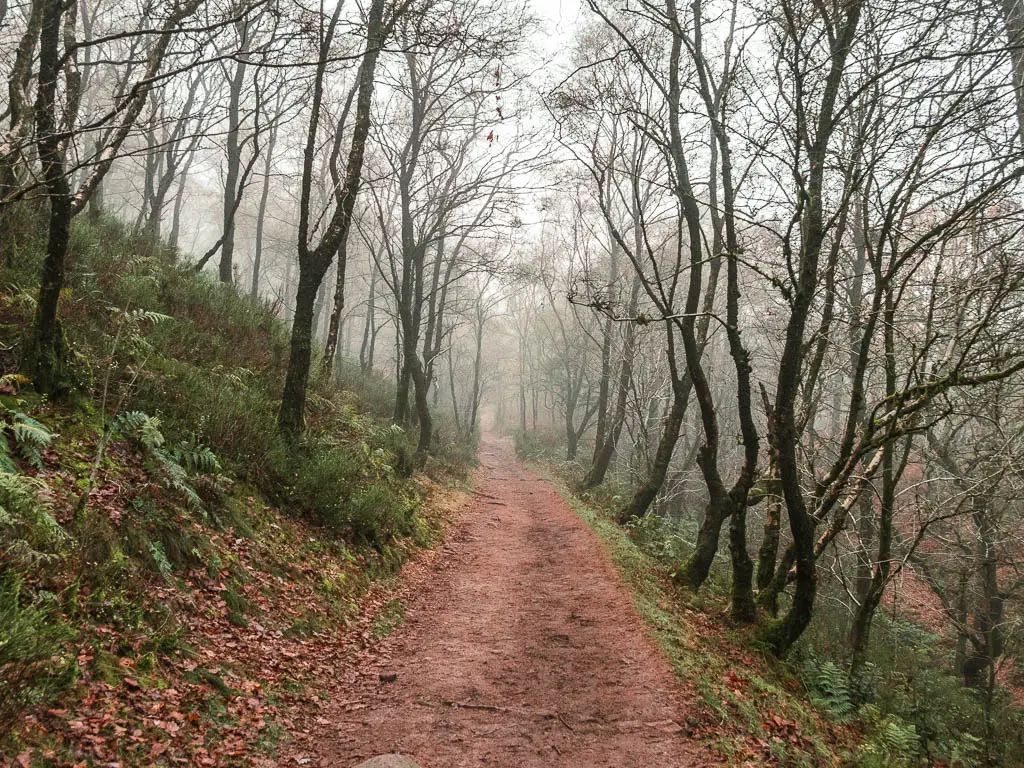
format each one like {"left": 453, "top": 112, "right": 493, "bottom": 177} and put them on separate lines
{"left": 292, "top": 435, "right": 700, "bottom": 767}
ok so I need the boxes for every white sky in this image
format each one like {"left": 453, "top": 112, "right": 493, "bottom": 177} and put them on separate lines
{"left": 529, "top": 0, "right": 583, "bottom": 56}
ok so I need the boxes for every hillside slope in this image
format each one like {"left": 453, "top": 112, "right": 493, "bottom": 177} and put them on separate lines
{"left": 0, "top": 212, "right": 471, "bottom": 766}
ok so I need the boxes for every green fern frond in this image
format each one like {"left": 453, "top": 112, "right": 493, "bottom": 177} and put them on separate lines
{"left": 804, "top": 658, "right": 856, "bottom": 719}
{"left": 0, "top": 471, "right": 68, "bottom": 565}
{"left": 170, "top": 438, "right": 221, "bottom": 475}
{"left": 9, "top": 413, "right": 53, "bottom": 470}
{"left": 9, "top": 286, "right": 37, "bottom": 309}
{"left": 116, "top": 411, "right": 165, "bottom": 449}
{"left": 125, "top": 309, "right": 173, "bottom": 326}
{"left": 116, "top": 414, "right": 223, "bottom": 511}
{"left": 878, "top": 719, "right": 918, "bottom": 754}
{"left": 0, "top": 448, "right": 16, "bottom": 475}
{"left": 153, "top": 450, "right": 203, "bottom": 509}
{"left": 0, "top": 411, "right": 55, "bottom": 471}
{"left": 148, "top": 541, "right": 173, "bottom": 579}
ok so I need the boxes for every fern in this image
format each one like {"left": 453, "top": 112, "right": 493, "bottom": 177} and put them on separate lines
{"left": 7, "top": 285, "right": 37, "bottom": 310}
{"left": 804, "top": 658, "right": 856, "bottom": 719}
{"left": 169, "top": 437, "right": 221, "bottom": 475}
{"left": 209, "top": 365, "right": 254, "bottom": 391}
{"left": 124, "top": 308, "right": 172, "bottom": 326}
{"left": 0, "top": 408, "right": 54, "bottom": 472}
{"left": 0, "top": 575, "right": 77, "bottom": 729}
{"left": 878, "top": 719, "right": 918, "bottom": 754}
{"left": 0, "top": 407, "right": 61, "bottom": 563}
{"left": 853, "top": 706, "right": 920, "bottom": 766}
{"left": 116, "top": 252, "right": 159, "bottom": 275}
{"left": 116, "top": 412, "right": 222, "bottom": 511}
{"left": 0, "top": 472, "right": 67, "bottom": 567}
{"left": 9, "top": 413, "right": 53, "bottom": 470}
{"left": 153, "top": 450, "right": 204, "bottom": 509}
{"left": 148, "top": 541, "right": 173, "bottom": 579}
{"left": 116, "top": 411, "right": 165, "bottom": 450}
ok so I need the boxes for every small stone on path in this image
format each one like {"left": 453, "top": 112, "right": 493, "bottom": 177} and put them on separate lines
{"left": 352, "top": 755, "right": 421, "bottom": 768}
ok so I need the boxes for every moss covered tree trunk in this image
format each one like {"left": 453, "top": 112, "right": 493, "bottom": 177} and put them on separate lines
{"left": 279, "top": 267, "right": 327, "bottom": 435}
{"left": 27, "top": 0, "right": 72, "bottom": 394}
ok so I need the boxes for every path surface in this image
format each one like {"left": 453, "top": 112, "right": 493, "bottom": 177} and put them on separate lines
{"left": 291, "top": 436, "right": 700, "bottom": 767}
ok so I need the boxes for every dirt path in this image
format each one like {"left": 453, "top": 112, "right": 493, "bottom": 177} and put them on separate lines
{"left": 288, "top": 435, "right": 702, "bottom": 767}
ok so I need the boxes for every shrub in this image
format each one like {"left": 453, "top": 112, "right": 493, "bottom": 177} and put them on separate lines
{"left": 624, "top": 512, "right": 696, "bottom": 568}
{"left": 0, "top": 576, "right": 77, "bottom": 730}
{"left": 803, "top": 593, "right": 1024, "bottom": 766}
{"left": 512, "top": 427, "right": 565, "bottom": 462}
{"left": 849, "top": 705, "right": 921, "bottom": 767}
{"left": 345, "top": 482, "right": 417, "bottom": 548}
{"left": 331, "top": 358, "right": 396, "bottom": 419}
{"left": 132, "top": 359, "right": 280, "bottom": 475}
{"left": 426, "top": 424, "right": 477, "bottom": 480}
{"left": 285, "top": 444, "right": 363, "bottom": 526}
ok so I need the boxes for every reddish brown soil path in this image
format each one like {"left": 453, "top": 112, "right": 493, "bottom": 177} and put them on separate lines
{"left": 286, "top": 435, "right": 702, "bottom": 767}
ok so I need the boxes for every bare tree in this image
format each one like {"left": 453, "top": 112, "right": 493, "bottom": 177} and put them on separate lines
{"left": 277, "top": 0, "right": 395, "bottom": 437}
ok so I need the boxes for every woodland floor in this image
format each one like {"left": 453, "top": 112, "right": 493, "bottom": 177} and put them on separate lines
{"left": 282, "top": 434, "right": 705, "bottom": 768}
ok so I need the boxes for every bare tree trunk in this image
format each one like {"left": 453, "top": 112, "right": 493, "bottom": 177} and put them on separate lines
{"left": 0, "top": 0, "right": 43, "bottom": 209}
{"left": 394, "top": 355, "right": 411, "bottom": 424}
{"left": 853, "top": 494, "right": 875, "bottom": 604}
{"left": 532, "top": 385, "right": 538, "bottom": 431}
{"left": 612, "top": 179, "right": 721, "bottom": 522}
{"left": 583, "top": 276, "right": 640, "bottom": 489}
{"left": 168, "top": 148, "right": 195, "bottom": 250}
{"left": 279, "top": 0, "right": 389, "bottom": 436}
{"left": 617, "top": 365, "right": 692, "bottom": 520}
{"left": 421, "top": 235, "right": 446, "bottom": 387}
{"left": 765, "top": 1, "right": 865, "bottom": 656}
{"left": 359, "top": 266, "right": 377, "bottom": 373}
{"left": 405, "top": 332, "right": 432, "bottom": 459}
{"left": 447, "top": 347, "right": 462, "bottom": 435}
{"left": 219, "top": 31, "right": 248, "bottom": 284}
{"left": 962, "top": 496, "right": 1005, "bottom": 690}
{"left": 565, "top": 413, "right": 580, "bottom": 460}
{"left": 469, "top": 306, "right": 485, "bottom": 434}
{"left": 591, "top": 310, "right": 613, "bottom": 463}
{"left": 756, "top": 458, "right": 783, "bottom": 598}
{"left": 251, "top": 119, "right": 277, "bottom": 298}
{"left": 280, "top": 267, "right": 325, "bottom": 431}
{"left": 1002, "top": 0, "right": 1024, "bottom": 137}
{"left": 518, "top": 340, "right": 528, "bottom": 433}
{"left": 849, "top": 451, "right": 893, "bottom": 676}
{"left": 136, "top": 99, "right": 160, "bottom": 235}
{"left": 321, "top": 250, "right": 347, "bottom": 374}
{"left": 282, "top": 251, "right": 293, "bottom": 319}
